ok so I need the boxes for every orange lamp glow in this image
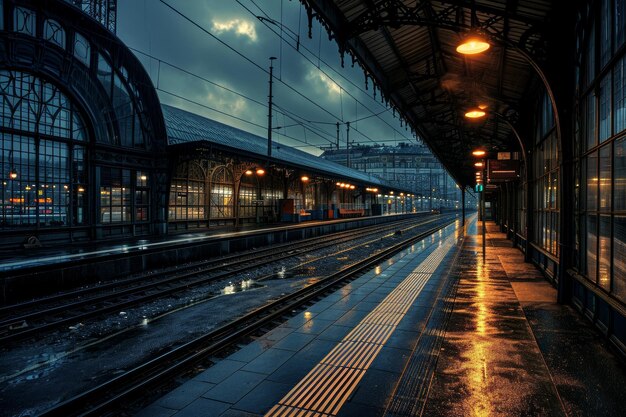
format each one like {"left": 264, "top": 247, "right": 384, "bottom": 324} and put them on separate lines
{"left": 465, "top": 109, "right": 486, "bottom": 119}
{"left": 255, "top": 168, "right": 265, "bottom": 175}
{"left": 472, "top": 150, "right": 486, "bottom": 157}
{"left": 456, "top": 37, "right": 490, "bottom": 55}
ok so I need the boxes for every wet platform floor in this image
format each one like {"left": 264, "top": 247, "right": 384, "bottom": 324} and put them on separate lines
{"left": 135, "top": 218, "right": 626, "bottom": 417}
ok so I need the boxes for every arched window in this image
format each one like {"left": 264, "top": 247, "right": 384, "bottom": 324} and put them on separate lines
{"left": 168, "top": 161, "right": 205, "bottom": 221}
{"left": 0, "top": 70, "right": 88, "bottom": 229}
{"left": 210, "top": 166, "right": 233, "bottom": 218}
{"left": 44, "top": 19, "right": 65, "bottom": 49}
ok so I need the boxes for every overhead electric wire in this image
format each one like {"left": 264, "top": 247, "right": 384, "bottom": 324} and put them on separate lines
{"left": 159, "top": 0, "right": 408, "bottom": 149}
{"left": 158, "top": 88, "right": 333, "bottom": 150}
{"left": 237, "top": 0, "right": 415, "bottom": 142}
{"left": 159, "top": 0, "right": 346, "bottom": 124}
{"left": 129, "top": 47, "right": 337, "bottom": 146}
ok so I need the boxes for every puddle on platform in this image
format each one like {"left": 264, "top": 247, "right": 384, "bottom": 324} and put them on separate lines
{"left": 220, "top": 279, "right": 264, "bottom": 295}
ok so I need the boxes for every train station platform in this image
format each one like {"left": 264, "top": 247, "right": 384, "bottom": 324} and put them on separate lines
{"left": 134, "top": 218, "right": 626, "bottom": 417}
{"left": 0, "top": 212, "right": 423, "bottom": 304}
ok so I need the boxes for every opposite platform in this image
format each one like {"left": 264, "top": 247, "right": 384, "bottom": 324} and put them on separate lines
{"left": 134, "top": 218, "right": 626, "bottom": 417}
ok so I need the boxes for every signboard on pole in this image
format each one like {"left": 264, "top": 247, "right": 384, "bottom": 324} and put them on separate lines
{"left": 488, "top": 159, "right": 520, "bottom": 181}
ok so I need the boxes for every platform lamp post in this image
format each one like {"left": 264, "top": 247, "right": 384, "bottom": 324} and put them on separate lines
{"left": 472, "top": 149, "right": 487, "bottom": 262}
{"left": 457, "top": 31, "right": 566, "bottom": 286}
{"left": 465, "top": 108, "right": 529, "bottom": 260}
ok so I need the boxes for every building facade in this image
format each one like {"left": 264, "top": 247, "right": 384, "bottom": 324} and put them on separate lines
{"left": 321, "top": 142, "right": 468, "bottom": 212}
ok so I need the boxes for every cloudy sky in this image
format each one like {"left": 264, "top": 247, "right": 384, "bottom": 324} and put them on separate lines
{"left": 116, "top": 0, "right": 418, "bottom": 156}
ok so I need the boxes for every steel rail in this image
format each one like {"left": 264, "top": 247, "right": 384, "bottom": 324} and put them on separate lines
{"left": 37, "top": 218, "right": 456, "bottom": 417}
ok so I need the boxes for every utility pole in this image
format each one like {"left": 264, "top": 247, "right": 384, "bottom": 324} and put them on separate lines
{"left": 346, "top": 121, "right": 351, "bottom": 168}
{"left": 267, "top": 56, "right": 277, "bottom": 158}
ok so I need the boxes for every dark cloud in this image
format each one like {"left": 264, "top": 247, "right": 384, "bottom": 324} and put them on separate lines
{"left": 117, "top": 0, "right": 417, "bottom": 155}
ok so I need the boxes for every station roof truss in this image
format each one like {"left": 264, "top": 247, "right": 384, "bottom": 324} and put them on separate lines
{"left": 299, "top": 0, "right": 565, "bottom": 187}
{"left": 163, "top": 104, "right": 408, "bottom": 192}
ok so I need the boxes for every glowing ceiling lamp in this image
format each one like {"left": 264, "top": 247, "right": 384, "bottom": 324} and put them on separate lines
{"left": 465, "top": 108, "right": 487, "bottom": 119}
{"left": 456, "top": 37, "right": 491, "bottom": 55}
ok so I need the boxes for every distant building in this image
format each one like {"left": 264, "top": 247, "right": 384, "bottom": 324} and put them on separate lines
{"left": 321, "top": 142, "right": 465, "bottom": 211}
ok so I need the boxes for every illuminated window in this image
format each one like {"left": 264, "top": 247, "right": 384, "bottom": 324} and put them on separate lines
{"left": 0, "top": 71, "right": 87, "bottom": 228}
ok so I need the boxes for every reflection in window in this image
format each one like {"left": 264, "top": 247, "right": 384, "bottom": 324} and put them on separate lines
{"left": 14, "top": 7, "right": 35, "bottom": 36}
{"left": 599, "top": 75, "right": 612, "bottom": 143}
{"left": 74, "top": 32, "right": 91, "bottom": 67}
{"left": 586, "top": 93, "right": 596, "bottom": 150}
{"left": 586, "top": 23, "right": 595, "bottom": 87}
{"left": 587, "top": 151, "right": 598, "bottom": 210}
{"left": 587, "top": 215, "right": 598, "bottom": 283}
{"left": 99, "top": 167, "right": 131, "bottom": 223}
{"left": 599, "top": 216, "right": 611, "bottom": 290}
{"left": 44, "top": 19, "right": 65, "bottom": 48}
{"left": 135, "top": 171, "right": 149, "bottom": 221}
{"left": 599, "top": 145, "right": 611, "bottom": 211}
{"left": 616, "top": 137, "right": 626, "bottom": 211}
{"left": 601, "top": 0, "right": 611, "bottom": 68}
{"left": 211, "top": 167, "right": 233, "bottom": 218}
{"left": 96, "top": 54, "right": 144, "bottom": 148}
{"left": 169, "top": 162, "right": 205, "bottom": 221}
{"left": 618, "top": 0, "right": 626, "bottom": 48}
{"left": 0, "top": 71, "right": 87, "bottom": 229}
{"left": 614, "top": 216, "right": 626, "bottom": 302}
{"left": 615, "top": 55, "right": 626, "bottom": 135}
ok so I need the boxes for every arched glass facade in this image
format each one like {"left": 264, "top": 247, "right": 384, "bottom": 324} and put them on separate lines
{"left": 0, "top": 70, "right": 88, "bottom": 228}
{"left": 576, "top": 0, "right": 626, "bottom": 308}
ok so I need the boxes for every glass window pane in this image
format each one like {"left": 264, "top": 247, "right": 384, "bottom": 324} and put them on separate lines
{"left": 0, "top": 71, "right": 87, "bottom": 230}
{"left": 586, "top": 93, "right": 596, "bottom": 150}
{"left": 599, "top": 215, "right": 611, "bottom": 290}
{"left": 601, "top": 0, "right": 611, "bottom": 68}
{"left": 616, "top": 137, "right": 626, "bottom": 211}
{"left": 586, "top": 23, "right": 595, "bottom": 87}
{"left": 599, "top": 145, "right": 611, "bottom": 211}
{"left": 599, "top": 75, "right": 612, "bottom": 142}
{"left": 14, "top": 7, "right": 35, "bottom": 36}
{"left": 587, "top": 152, "right": 598, "bottom": 211}
{"left": 0, "top": 0, "right": 4, "bottom": 31}
{"left": 614, "top": 216, "right": 626, "bottom": 301}
{"left": 97, "top": 54, "right": 112, "bottom": 98}
{"left": 615, "top": 55, "right": 626, "bottom": 135}
{"left": 587, "top": 214, "right": 598, "bottom": 282}
{"left": 44, "top": 19, "right": 65, "bottom": 49}
{"left": 73, "top": 32, "right": 90, "bottom": 67}
{"left": 616, "top": 0, "right": 626, "bottom": 49}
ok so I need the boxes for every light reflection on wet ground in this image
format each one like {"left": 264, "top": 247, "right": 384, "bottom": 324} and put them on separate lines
{"left": 421, "top": 219, "right": 626, "bottom": 417}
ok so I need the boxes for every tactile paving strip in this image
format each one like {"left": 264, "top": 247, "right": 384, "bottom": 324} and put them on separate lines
{"left": 265, "top": 237, "right": 456, "bottom": 417}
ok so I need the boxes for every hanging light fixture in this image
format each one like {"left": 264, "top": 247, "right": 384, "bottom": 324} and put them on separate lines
{"left": 456, "top": 36, "right": 491, "bottom": 55}
{"left": 464, "top": 108, "right": 487, "bottom": 119}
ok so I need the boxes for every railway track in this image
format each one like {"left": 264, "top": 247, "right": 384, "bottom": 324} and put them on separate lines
{"left": 36, "top": 217, "right": 456, "bottom": 417}
{"left": 0, "top": 215, "right": 451, "bottom": 344}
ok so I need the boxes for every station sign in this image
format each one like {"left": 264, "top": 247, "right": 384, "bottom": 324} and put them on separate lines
{"left": 488, "top": 159, "right": 520, "bottom": 181}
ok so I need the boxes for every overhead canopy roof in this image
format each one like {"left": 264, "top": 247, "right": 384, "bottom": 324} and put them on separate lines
{"left": 163, "top": 104, "right": 405, "bottom": 191}
{"left": 299, "top": 0, "right": 565, "bottom": 187}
